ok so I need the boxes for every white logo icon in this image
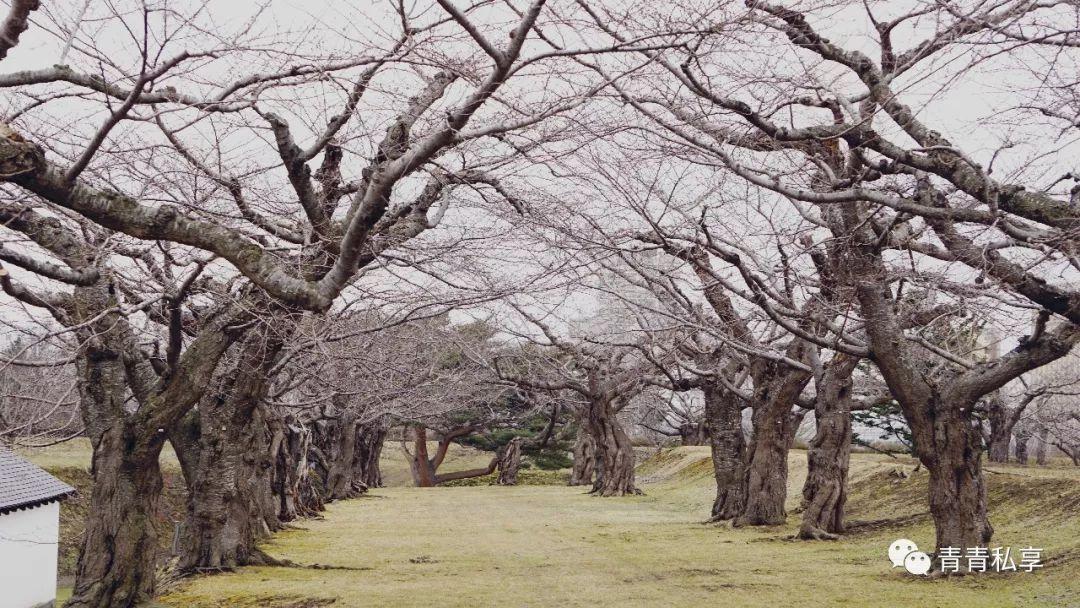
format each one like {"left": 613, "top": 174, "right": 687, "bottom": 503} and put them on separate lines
{"left": 904, "top": 551, "right": 932, "bottom": 576}
{"left": 888, "top": 538, "right": 918, "bottom": 568}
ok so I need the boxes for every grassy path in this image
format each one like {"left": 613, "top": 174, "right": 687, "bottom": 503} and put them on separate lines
{"left": 160, "top": 450, "right": 1080, "bottom": 608}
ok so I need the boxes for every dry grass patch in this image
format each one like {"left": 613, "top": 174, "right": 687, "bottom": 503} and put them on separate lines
{"left": 158, "top": 448, "right": 1079, "bottom": 607}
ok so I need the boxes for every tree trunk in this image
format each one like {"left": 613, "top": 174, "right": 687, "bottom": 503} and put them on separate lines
{"left": 985, "top": 394, "right": 1011, "bottom": 463}
{"left": 703, "top": 381, "right": 745, "bottom": 521}
{"left": 987, "top": 433, "right": 1011, "bottom": 463}
{"left": 1035, "top": 425, "right": 1049, "bottom": 465}
{"left": 66, "top": 300, "right": 162, "bottom": 608}
{"left": 64, "top": 274, "right": 246, "bottom": 607}
{"left": 271, "top": 415, "right": 323, "bottom": 521}
{"left": 313, "top": 411, "right": 384, "bottom": 497}
{"left": 1013, "top": 430, "right": 1031, "bottom": 465}
{"left": 408, "top": 426, "right": 438, "bottom": 487}
{"left": 321, "top": 409, "right": 364, "bottom": 500}
{"left": 171, "top": 332, "right": 284, "bottom": 573}
{"left": 497, "top": 437, "right": 523, "bottom": 485}
{"left": 919, "top": 402, "right": 993, "bottom": 558}
{"left": 736, "top": 404, "right": 793, "bottom": 526}
{"left": 798, "top": 355, "right": 858, "bottom": 540}
{"left": 66, "top": 424, "right": 164, "bottom": 608}
{"left": 584, "top": 396, "right": 637, "bottom": 496}
{"left": 171, "top": 406, "right": 280, "bottom": 573}
{"left": 354, "top": 421, "right": 386, "bottom": 488}
{"left": 569, "top": 425, "right": 596, "bottom": 486}
{"left": 836, "top": 202, "right": 1003, "bottom": 560}
{"left": 678, "top": 422, "right": 707, "bottom": 446}
{"left": 735, "top": 362, "right": 810, "bottom": 526}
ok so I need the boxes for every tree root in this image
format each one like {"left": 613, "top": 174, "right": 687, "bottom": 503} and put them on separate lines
{"left": 248, "top": 548, "right": 296, "bottom": 568}
{"left": 795, "top": 525, "right": 840, "bottom": 541}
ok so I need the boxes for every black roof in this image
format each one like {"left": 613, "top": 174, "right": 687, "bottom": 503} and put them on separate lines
{"left": 0, "top": 446, "right": 76, "bottom": 515}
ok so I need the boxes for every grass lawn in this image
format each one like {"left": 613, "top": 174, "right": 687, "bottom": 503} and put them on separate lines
{"left": 156, "top": 448, "right": 1080, "bottom": 608}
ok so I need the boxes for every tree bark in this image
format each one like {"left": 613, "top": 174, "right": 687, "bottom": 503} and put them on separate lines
{"left": 736, "top": 403, "right": 793, "bottom": 526}
{"left": 408, "top": 426, "right": 438, "bottom": 487}
{"left": 63, "top": 284, "right": 163, "bottom": 608}
{"left": 354, "top": 420, "right": 387, "bottom": 488}
{"left": 703, "top": 380, "right": 745, "bottom": 521}
{"left": 798, "top": 354, "right": 858, "bottom": 540}
{"left": 406, "top": 425, "right": 499, "bottom": 486}
{"left": 66, "top": 418, "right": 163, "bottom": 608}
{"left": 1013, "top": 429, "right": 1031, "bottom": 465}
{"left": 170, "top": 329, "right": 285, "bottom": 573}
{"left": 320, "top": 408, "right": 365, "bottom": 500}
{"left": 569, "top": 424, "right": 596, "bottom": 486}
{"left": 1035, "top": 425, "right": 1049, "bottom": 465}
{"left": 271, "top": 415, "right": 323, "bottom": 521}
{"left": 432, "top": 458, "right": 498, "bottom": 483}
{"left": 172, "top": 406, "right": 280, "bottom": 572}
{"left": 67, "top": 288, "right": 245, "bottom": 607}
{"left": 584, "top": 396, "right": 637, "bottom": 496}
{"left": 985, "top": 394, "right": 1012, "bottom": 463}
{"left": 310, "top": 410, "right": 386, "bottom": 496}
{"left": 922, "top": 401, "right": 994, "bottom": 553}
{"left": 735, "top": 360, "right": 811, "bottom": 527}
{"left": 497, "top": 437, "right": 523, "bottom": 485}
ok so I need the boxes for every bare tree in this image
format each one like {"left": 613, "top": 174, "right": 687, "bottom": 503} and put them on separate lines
{"left": 571, "top": 0, "right": 1080, "bottom": 557}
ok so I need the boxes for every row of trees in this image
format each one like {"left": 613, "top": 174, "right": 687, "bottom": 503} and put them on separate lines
{"left": 0, "top": 1, "right": 624, "bottom": 605}
{"left": 1, "top": 1, "right": 1079, "bottom": 606}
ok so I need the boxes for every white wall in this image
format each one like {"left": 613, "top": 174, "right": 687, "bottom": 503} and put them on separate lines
{"left": 0, "top": 502, "right": 60, "bottom": 608}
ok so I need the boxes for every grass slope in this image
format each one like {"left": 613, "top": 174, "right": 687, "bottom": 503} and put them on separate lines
{"left": 155, "top": 447, "right": 1080, "bottom": 608}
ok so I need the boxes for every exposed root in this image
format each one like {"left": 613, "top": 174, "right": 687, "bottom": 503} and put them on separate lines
{"left": 795, "top": 525, "right": 840, "bottom": 541}
{"left": 249, "top": 548, "right": 297, "bottom": 568}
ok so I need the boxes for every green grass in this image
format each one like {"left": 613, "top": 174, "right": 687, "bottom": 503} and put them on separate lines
{"left": 154, "top": 447, "right": 1080, "bottom": 608}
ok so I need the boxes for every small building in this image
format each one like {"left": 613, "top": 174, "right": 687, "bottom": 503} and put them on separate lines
{"left": 0, "top": 446, "right": 76, "bottom": 608}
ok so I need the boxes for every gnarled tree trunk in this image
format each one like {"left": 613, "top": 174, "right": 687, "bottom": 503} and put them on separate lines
{"left": 1013, "top": 428, "right": 1032, "bottom": 465}
{"left": 271, "top": 415, "right": 323, "bottom": 521}
{"left": 703, "top": 380, "right": 745, "bottom": 521}
{"left": 585, "top": 396, "right": 636, "bottom": 496}
{"left": 735, "top": 360, "right": 811, "bottom": 527}
{"left": 68, "top": 289, "right": 245, "bottom": 608}
{"left": 736, "top": 403, "right": 792, "bottom": 526}
{"left": 497, "top": 437, "right": 523, "bottom": 485}
{"left": 407, "top": 426, "right": 439, "bottom": 487}
{"left": 318, "top": 407, "right": 366, "bottom": 500}
{"left": 67, "top": 422, "right": 164, "bottom": 608}
{"left": 1035, "top": 425, "right": 1049, "bottom": 465}
{"left": 355, "top": 420, "right": 387, "bottom": 488}
{"left": 570, "top": 425, "right": 596, "bottom": 486}
{"left": 170, "top": 332, "right": 284, "bottom": 573}
{"left": 312, "top": 410, "right": 384, "bottom": 497}
{"left": 406, "top": 425, "right": 499, "bottom": 486}
{"left": 984, "top": 394, "right": 1012, "bottom": 463}
{"left": 920, "top": 401, "right": 993, "bottom": 554}
{"left": 798, "top": 354, "right": 858, "bottom": 540}
{"left": 64, "top": 287, "right": 164, "bottom": 608}
{"left": 171, "top": 407, "right": 280, "bottom": 572}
